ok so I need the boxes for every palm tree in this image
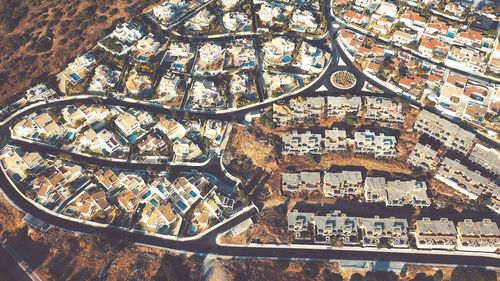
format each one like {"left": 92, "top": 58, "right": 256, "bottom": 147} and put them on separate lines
{"left": 466, "top": 15, "right": 476, "bottom": 28}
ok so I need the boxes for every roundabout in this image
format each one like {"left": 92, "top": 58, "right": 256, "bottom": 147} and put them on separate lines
{"left": 330, "top": 70, "right": 357, "bottom": 90}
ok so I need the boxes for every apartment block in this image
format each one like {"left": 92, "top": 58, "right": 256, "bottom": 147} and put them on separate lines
{"left": 457, "top": 219, "right": 500, "bottom": 253}
{"left": 324, "top": 129, "right": 348, "bottom": 151}
{"left": 354, "top": 130, "right": 397, "bottom": 158}
{"left": 323, "top": 171, "right": 363, "bottom": 197}
{"left": 358, "top": 216, "right": 410, "bottom": 248}
{"left": 415, "top": 218, "right": 457, "bottom": 250}
{"left": 407, "top": 143, "right": 439, "bottom": 171}
{"left": 282, "top": 131, "right": 322, "bottom": 155}
{"left": 436, "top": 157, "right": 496, "bottom": 200}
{"left": 365, "top": 97, "right": 404, "bottom": 123}
{"left": 282, "top": 172, "right": 322, "bottom": 192}
{"left": 326, "top": 96, "right": 362, "bottom": 116}
{"left": 414, "top": 110, "right": 476, "bottom": 154}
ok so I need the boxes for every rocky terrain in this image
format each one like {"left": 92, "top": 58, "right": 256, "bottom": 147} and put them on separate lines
{"left": 0, "top": 0, "right": 159, "bottom": 104}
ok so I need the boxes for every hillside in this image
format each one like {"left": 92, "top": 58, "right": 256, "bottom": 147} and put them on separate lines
{"left": 0, "top": 0, "right": 159, "bottom": 104}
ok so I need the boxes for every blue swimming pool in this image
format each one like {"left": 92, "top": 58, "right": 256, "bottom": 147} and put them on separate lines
{"left": 177, "top": 200, "right": 187, "bottom": 210}
{"left": 188, "top": 225, "right": 197, "bottom": 235}
{"left": 282, "top": 55, "right": 292, "bottom": 63}
{"left": 150, "top": 198, "right": 159, "bottom": 207}
{"left": 70, "top": 73, "right": 81, "bottom": 82}
{"left": 159, "top": 225, "right": 169, "bottom": 234}
{"left": 142, "top": 190, "right": 152, "bottom": 200}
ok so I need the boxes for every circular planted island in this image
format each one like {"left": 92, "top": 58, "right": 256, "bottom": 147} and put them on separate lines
{"left": 331, "top": 70, "right": 357, "bottom": 90}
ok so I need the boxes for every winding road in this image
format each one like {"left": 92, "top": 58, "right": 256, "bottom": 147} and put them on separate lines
{"left": 0, "top": 0, "right": 499, "bottom": 270}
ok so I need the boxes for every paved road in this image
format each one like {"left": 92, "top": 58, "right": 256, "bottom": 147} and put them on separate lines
{"left": 0, "top": 160, "right": 499, "bottom": 268}
{"left": 0, "top": 0, "right": 499, "bottom": 269}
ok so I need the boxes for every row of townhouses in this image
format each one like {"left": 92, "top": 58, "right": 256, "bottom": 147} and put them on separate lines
{"left": 282, "top": 129, "right": 397, "bottom": 158}
{"left": 288, "top": 209, "right": 500, "bottom": 252}
{"left": 414, "top": 110, "right": 476, "bottom": 155}
{"left": 273, "top": 95, "right": 404, "bottom": 126}
{"left": 282, "top": 172, "right": 431, "bottom": 208}
{"left": 407, "top": 139, "right": 500, "bottom": 215}
{"left": 415, "top": 217, "right": 500, "bottom": 252}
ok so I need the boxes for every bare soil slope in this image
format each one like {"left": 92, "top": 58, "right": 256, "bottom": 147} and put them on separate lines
{"left": 0, "top": 0, "right": 159, "bottom": 104}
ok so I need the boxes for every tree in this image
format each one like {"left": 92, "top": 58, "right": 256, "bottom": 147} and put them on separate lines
{"left": 451, "top": 267, "right": 497, "bottom": 281}
{"left": 324, "top": 271, "right": 344, "bottom": 281}
{"left": 345, "top": 112, "right": 358, "bottom": 126}
{"left": 350, "top": 273, "right": 365, "bottom": 281}
{"left": 433, "top": 270, "right": 443, "bottom": 281}
{"left": 466, "top": 15, "right": 476, "bottom": 28}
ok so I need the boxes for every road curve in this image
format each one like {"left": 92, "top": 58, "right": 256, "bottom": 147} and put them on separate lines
{"left": 0, "top": 164, "right": 499, "bottom": 268}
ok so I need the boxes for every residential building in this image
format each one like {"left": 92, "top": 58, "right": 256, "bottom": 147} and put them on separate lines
{"left": 282, "top": 172, "right": 321, "bottom": 192}
{"left": 468, "top": 143, "right": 500, "bottom": 175}
{"left": 88, "top": 64, "right": 121, "bottom": 94}
{"left": 223, "top": 12, "right": 252, "bottom": 32}
{"left": 399, "top": 9, "right": 427, "bottom": 32}
{"left": 125, "top": 69, "right": 153, "bottom": 96}
{"left": 57, "top": 52, "right": 97, "bottom": 94}
{"left": 156, "top": 74, "right": 182, "bottom": 102}
{"left": 415, "top": 218, "right": 457, "bottom": 250}
{"left": 353, "top": 130, "right": 397, "bottom": 158}
{"left": 344, "top": 10, "right": 369, "bottom": 26}
{"left": 323, "top": 129, "right": 348, "bottom": 151}
{"left": 391, "top": 30, "right": 416, "bottom": 45}
{"left": 98, "top": 22, "right": 145, "bottom": 56}
{"left": 364, "top": 177, "right": 387, "bottom": 203}
{"left": 289, "top": 97, "right": 325, "bottom": 120}
{"left": 183, "top": 9, "right": 215, "bottom": 33}
{"left": 114, "top": 110, "right": 152, "bottom": 138}
{"left": 262, "top": 36, "right": 296, "bottom": 66}
{"left": 225, "top": 39, "right": 256, "bottom": 69}
{"left": 155, "top": 118, "right": 187, "bottom": 140}
{"left": 368, "top": 14, "right": 395, "bottom": 36}
{"left": 167, "top": 176, "right": 202, "bottom": 216}
{"left": 71, "top": 190, "right": 111, "bottom": 219}
{"left": 375, "top": 1, "right": 398, "bottom": 18}
{"left": 457, "top": 219, "right": 500, "bottom": 253}
{"left": 326, "top": 96, "right": 362, "bottom": 116}
{"left": 287, "top": 209, "right": 360, "bottom": 245}
{"left": 130, "top": 33, "right": 162, "bottom": 63}
{"left": 436, "top": 157, "right": 496, "bottom": 200}
{"left": 414, "top": 110, "right": 476, "bottom": 154}
{"left": 323, "top": 171, "right": 363, "bottom": 197}
{"left": 282, "top": 131, "right": 322, "bottom": 155}
{"left": 365, "top": 97, "right": 404, "bottom": 123}
{"left": 407, "top": 143, "right": 439, "bottom": 171}
{"left": 418, "top": 36, "right": 450, "bottom": 59}
{"left": 297, "top": 42, "right": 327, "bottom": 74}
{"left": 358, "top": 216, "right": 409, "bottom": 248}
{"left": 152, "top": 1, "right": 188, "bottom": 28}
{"left": 188, "top": 80, "right": 226, "bottom": 111}
{"left": 385, "top": 180, "right": 430, "bottom": 208}
{"left": 117, "top": 189, "right": 138, "bottom": 212}
{"left": 446, "top": 46, "right": 487, "bottom": 74}
{"left": 444, "top": 2, "right": 465, "bottom": 18}
{"left": 164, "top": 42, "right": 194, "bottom": 73}
{"left": 79, "top": 128, "right": 121, "bottom": 156}
{"left": 195, "top": 42, "right": 226, "bottom": 75}
{"left": 290, "top": 9, "right": 319, "bottom": 34}
{"left": 172, "top": 138, "right": 202, "bottom": 162}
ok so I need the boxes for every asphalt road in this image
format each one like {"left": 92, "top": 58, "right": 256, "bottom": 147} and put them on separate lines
{"left": 0, "top": 0, "right": 499, "bottom": 269}
{"left": 1, "top": 165, "right": 499, "bottom": 268}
